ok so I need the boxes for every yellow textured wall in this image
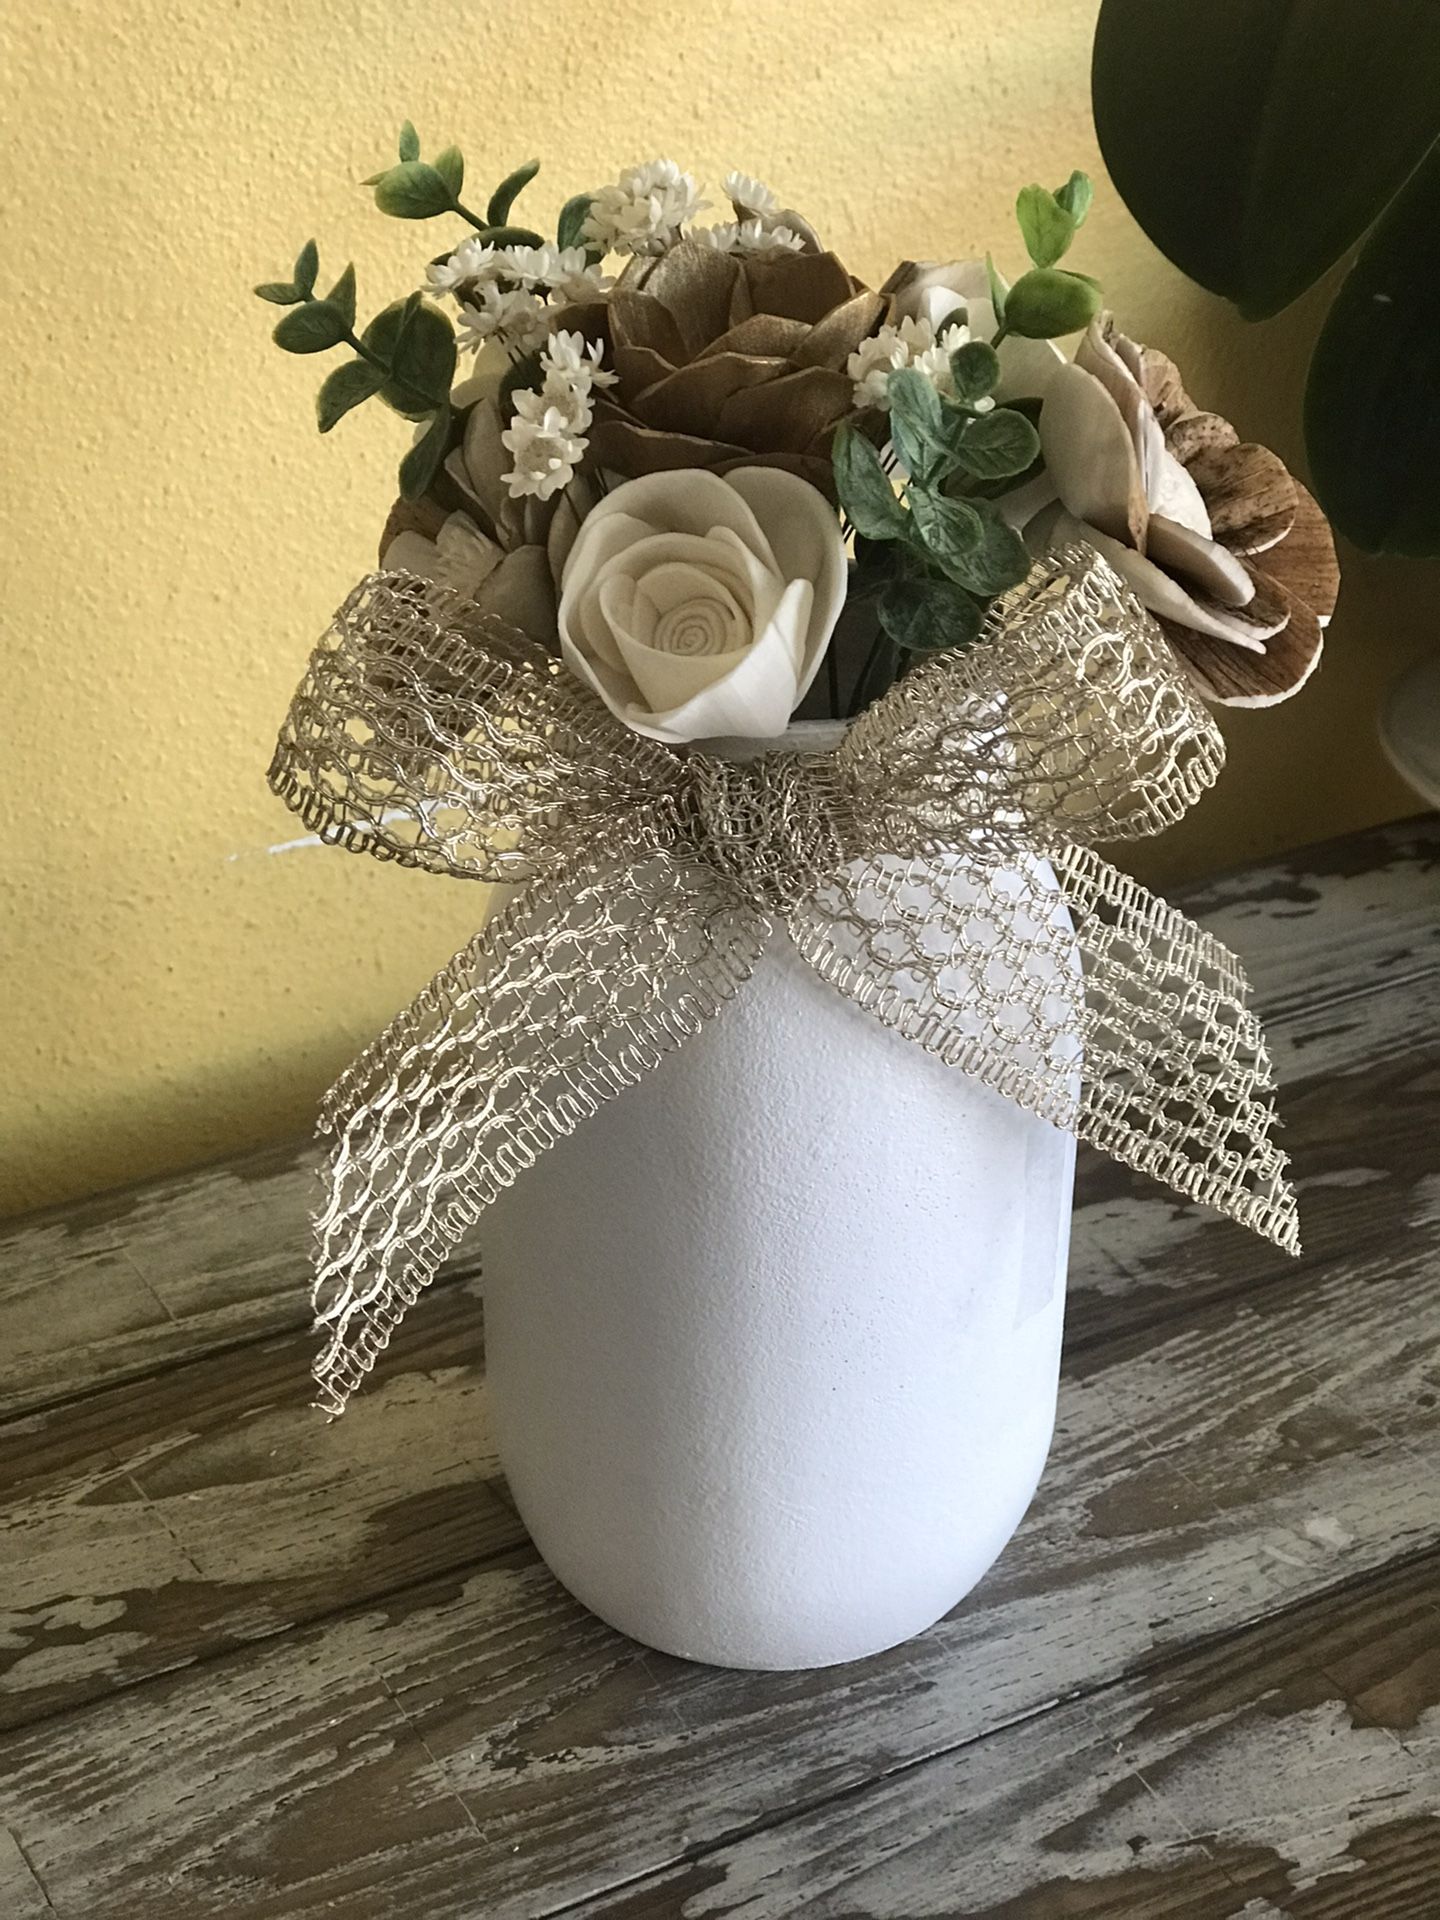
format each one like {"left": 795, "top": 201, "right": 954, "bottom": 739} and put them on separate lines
{"left": 1, "top": 0, "right": 1433, "bottom": 1216}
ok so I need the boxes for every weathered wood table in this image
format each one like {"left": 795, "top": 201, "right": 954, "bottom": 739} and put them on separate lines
{"left": 3, "top": 816, "right": 1438, "bottom": 1919}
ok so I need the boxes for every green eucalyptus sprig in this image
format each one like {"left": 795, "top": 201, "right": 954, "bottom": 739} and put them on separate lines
{"left": 990, "top": 170, "right": 1101, "bottom": 344}
{"left": 826, "top": 167, "right": 1102, "bottom": 704}
{"left": 833, "top": 354, "right": 1038, "bottom": 673}
{"left": 364, "top": 123, "right": 545, "bottom": 246}
{"left": 255, "top": 134, "right": 587, "bottom": 503}
{"left": 255, "top": 238, "right": 457, "bottom": 499}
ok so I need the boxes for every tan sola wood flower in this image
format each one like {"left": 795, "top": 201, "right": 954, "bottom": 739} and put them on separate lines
{"left": 379, "top": 377, "right": 602, "bottom": 649}
{"left": 574, "top": 236, "right": 887, "bottom": 496}
{"left": 1041, "top": 316, "right": 1340, "bottom": 706}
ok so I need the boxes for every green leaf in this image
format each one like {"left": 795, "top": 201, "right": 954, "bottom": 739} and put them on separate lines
{"left": 832, "top": 423, "right": 906, "bottom": 540}
{"left": 372, "top": 161, "right": 455, "bottom": 219}
{"left": 316, "top": 357, "right": 385, "bottom": 432}
{"left": 1092, "top": 0, "right": 1440, "bottom": 319}
{"left": 948, "top": 340, "right": 1000, "bottom": 406}
{"left": 908, "top": 488, "right": 984, "bottom": 580}
{"left": 432, "top": 146, "right": 464, "bottom": 198}
{"left": 499, "top": 352, "right": 544, "bottom": 411}
{"left": 952, "top": 407, "right": 1041, "bottom": 481}
{"left": 1306, "top": 137, "right": 1440, "bottom": 554}
{"left": 887, "top": 368, "right": 951, "bottom": 481}
{"left": 985, "top": 252, "right": 1008, "bottom": 327}
{"left": 488, "top": 159, "right": 539, "bottom": 226}
{"left": 471, "top": 223, "right": 547, "bottom": 249}
{"left": 851, "top": 533, "right": 905, "bottom": 598}
{"left": 1016, "top": 183, "right": 1075, "bottom": 268}
{"left": 1002, "top": 267, "right": 1102, "bottom": 339}
{"left": 293, "top": 239, "right": 319, "bottom": 297}
{"left": 323, "top": 263, "right": 356, "bottom": 331}
{"left": 272, "top": 301, "right": 347, "bottom": 353}
{"left": 1053, "top": 170, "right": 1093, "bottom": 226}
{"left": 398, "top": 406, "right": 452, "bottom": 501}
{"left": 398, "top": 120, "right": 420, "bottom": 162}
{"left": 362, "top": 293, "right": 418, "bottom": 362}
{"left": 254, "top": 280, "right": 301, "bottom": 304}
{"left": 956, "top": 502, "right": 1032, "bottom": 596}
{"left": 557, "top": 191, "right": 596, "bottom": 253}
{"left": 390, "top": 300, "right": 456, "bottom": 403}
{"left": 363, "top": 296, "right": 436, "bottom": 417}
{"left": 878, "top": 576, "right": 984, "bottom": 654}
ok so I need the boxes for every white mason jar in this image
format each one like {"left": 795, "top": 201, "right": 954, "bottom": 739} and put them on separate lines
{"left": 481, "top": 722, "right": 1077, "bottom": 1671}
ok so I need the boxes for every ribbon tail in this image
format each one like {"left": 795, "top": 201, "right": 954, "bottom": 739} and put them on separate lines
{"left": 310, "top": 846, "right": 769, "bottom": 1415}
{"left": 1052, "top": 842, "right": 1298, "bottom": 1251}
{"left": 787, "top": 844, "right": 1298, "bottom": 1254}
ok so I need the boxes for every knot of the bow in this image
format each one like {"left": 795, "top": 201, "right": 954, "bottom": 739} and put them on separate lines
{"left": 683, "top": 752, "right": 855, "bottom": 914}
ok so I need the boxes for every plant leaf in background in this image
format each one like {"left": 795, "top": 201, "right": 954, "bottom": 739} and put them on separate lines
{"left": 1092, "top": 0, "right": 1440, "bottom": 321}
{"left": 1305, "top": 142, "right": 1440, "bottom": 556}
{"left": 1093, "top": 0, "right": 1440, "bottom": 554}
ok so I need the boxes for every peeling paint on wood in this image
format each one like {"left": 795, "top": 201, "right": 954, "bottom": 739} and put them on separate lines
{"left": 0, "top": 814, "right": 1436, "bottom": 1917}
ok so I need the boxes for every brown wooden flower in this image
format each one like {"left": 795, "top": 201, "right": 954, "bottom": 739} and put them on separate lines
{"left": 1041, "top": 317, "right": 1340, "bottom": 707}
{"left": 377, "top": 384, "right": 601, "bottom": 649}
{"left": 581, "top": 237, "right": 886, "bottom": 495}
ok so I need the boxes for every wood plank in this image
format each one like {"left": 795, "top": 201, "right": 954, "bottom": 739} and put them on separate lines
{"left": 1, "top": 817, "right": 1433, "bottom": 1417}
{"left": 583, "top": 1551, "right": 1440, "bottom": 1917}
{"left": 0, "top": 1137, "right": 481, "bottom": 1419}
{"left": 1169, "top": 812, "right": 1440, "bottom": 1022}
{"left": 1067, "top": 964, "right": 1440, "bottom": 1350}
{"left": 0, "top": 1621, "right": 487, "bottom": 1920}
{"left": 0, "top": 1279, "right": 520, "bottom": 1731}
{"left": 0, "top": 1138, "right": 317, "bottom": 1418}
{"left": 0, "top": 955, "right": 1432, "bottom": 1733}
{"left": 2, "top": 1183, "right": 1436, "bottom": 1917}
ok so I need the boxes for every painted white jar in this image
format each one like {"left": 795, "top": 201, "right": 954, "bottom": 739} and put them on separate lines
{"left": 481, "top": 725, "right": 1077, "bottom": 1671}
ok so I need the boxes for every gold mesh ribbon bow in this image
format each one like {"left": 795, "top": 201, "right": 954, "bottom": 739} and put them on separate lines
{"left": 271, "top": 546, "right": 1299, "bottom": 1415}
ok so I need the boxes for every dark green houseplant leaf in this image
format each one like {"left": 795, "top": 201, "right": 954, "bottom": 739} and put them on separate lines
{"left": 1092, "top": 0, "right": 1440, "bottom": 319}
{"left": 1305, "top": 140, "right": 1440, "bottom": 555}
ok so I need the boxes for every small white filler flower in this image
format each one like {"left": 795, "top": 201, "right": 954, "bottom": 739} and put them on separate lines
{"left": 426, "top": 237, "right": 498, "bottom": 295}
{"left": 722, "top": 170, "right": 782, "bottom": 222}
{"left": 847, "top": 314, "right": 983, "bottom": 410}
{"left": 697, "top": 218, "right": 803, "bottom": 255}
{"left": 456, "top": 283, "right": 551, "bottom": 357}
{"left": 583, "top": 159, "right": 707, "bottom": 256}
{"left": 500, "top": 329, "right": 618, "bottom": 500}
{"left": 500, "top": 403, "right": 588, "bottom": 501}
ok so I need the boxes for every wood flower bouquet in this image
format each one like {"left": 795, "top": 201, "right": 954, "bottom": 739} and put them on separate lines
{"left": 258, "top": 142, "right": 1338, "bottom": 1669}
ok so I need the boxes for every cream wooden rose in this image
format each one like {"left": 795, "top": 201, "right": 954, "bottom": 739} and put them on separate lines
{"left": 557, "top": 467, "right": 847, "bottom": 744}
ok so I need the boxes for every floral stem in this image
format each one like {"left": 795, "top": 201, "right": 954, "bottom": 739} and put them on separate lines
{"left": 847, "top": 626, "right": 894, "bottom": 718}
{"left": 453, "top": 198, "right": 489, "bottom": 233}
{"left": 338, "top": 323, "right": 388, "bottom": 373}
{"left": 337, "top": 317, "right": 444, "bottom": 413}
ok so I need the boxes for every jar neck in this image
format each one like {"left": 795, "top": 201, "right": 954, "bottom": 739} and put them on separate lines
{"left": 697, "top": 719, "right": 850, "bottom": 764}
